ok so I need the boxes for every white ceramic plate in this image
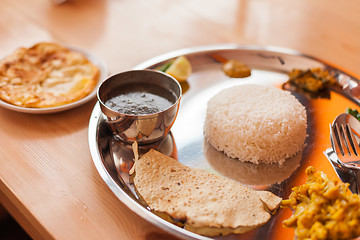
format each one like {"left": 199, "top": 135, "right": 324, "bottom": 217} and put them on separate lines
{"left": 0, "top": 45, "right": 108, "bottom": 114}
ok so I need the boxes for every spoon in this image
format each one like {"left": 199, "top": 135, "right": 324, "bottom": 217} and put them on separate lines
{"left": 325, "top": 113, "right": 360, "bottom": 193}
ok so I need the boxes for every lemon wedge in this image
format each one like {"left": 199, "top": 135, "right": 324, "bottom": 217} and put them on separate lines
{"left": 165, "top": 56, "right": 192, "bottom": 82}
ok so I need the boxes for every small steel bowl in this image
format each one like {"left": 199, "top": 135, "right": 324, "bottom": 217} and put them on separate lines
{"left": 97, "top": 70, "right": 182, "bottom": 144}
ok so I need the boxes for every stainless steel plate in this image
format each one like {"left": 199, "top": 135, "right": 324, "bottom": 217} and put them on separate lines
{"left": 88, "top": 44, "right": 360, "bottom": 240}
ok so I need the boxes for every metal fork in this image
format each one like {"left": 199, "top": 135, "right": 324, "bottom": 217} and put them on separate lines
{"left": 324, "top": 148, "right": 359, "bottom": 194}
{"left": 329, "top": 113, "right": 360, "bottom": 193}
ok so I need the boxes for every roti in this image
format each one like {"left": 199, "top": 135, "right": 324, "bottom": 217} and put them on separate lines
{"left": 0, "top": 42, "right": 99, "bottom": 108}
{"left": 130, "top": 149, "right": 282, "bottom": 236}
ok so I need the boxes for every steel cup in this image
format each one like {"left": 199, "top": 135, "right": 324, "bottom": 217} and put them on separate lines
{"left": 97, "top": 70, "right": 181, "bottom": 144}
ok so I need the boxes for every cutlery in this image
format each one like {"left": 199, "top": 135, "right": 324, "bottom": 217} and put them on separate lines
{"left": 323, "top": 148, "right": 359, "bottom": 193}
{"left": 327, "top": 113, "right": 360, "bottom": 193}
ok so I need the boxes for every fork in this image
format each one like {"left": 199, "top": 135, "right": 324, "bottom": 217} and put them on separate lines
{"left": 324, "top": 148, "right": 359, "bottom": 194}
{"left": 330, "top": 114, "right": 360, "bottom": 168}
{"left": 329, "top": 113, "right": 360, "bottom": 193}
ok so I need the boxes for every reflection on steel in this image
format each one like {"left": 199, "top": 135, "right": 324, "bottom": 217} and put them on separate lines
{"left": 89, "top": 44, "right": 360, "bottom": 240}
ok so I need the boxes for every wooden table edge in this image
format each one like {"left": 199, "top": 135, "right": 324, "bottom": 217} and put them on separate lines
{"left": 0, "top": 179, "right": 54, "bottom": 240}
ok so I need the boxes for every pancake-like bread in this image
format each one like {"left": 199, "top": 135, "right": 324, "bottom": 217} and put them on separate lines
{"left": 0, "top": 42, "right": 99, "bottom": 108}
{"left": 130, "top": 149, "right": 282, "bottom": 236}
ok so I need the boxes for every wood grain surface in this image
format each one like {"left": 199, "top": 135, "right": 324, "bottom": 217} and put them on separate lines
{"left": 1, "top": 0, "right": 360, "bottom": 239}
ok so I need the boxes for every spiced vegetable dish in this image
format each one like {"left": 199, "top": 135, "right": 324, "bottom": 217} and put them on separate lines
{"left": 282, "top": 166, "right": 360, "bottom": 240}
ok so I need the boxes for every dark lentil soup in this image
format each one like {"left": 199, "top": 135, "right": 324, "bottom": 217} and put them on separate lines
{"left": 105, "top": 82, "right": 177, "bottom": 115}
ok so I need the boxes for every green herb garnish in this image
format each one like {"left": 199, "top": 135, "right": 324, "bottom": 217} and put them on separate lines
{"left": 346, "top": 108, "right": 360, "bottom": 121}
{"left": 157, "top": 61, "right": 173, "bottom": 72}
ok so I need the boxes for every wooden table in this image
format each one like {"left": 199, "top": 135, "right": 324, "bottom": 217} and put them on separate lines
{"left": 1, "top": 0, "right": 360, "bottom": 239}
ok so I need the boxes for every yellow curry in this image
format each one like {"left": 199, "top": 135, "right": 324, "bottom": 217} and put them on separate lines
{"left": 222, "top": 59, "right": 251, "bottom": 78}
{"left": 287, "top": 68, "right": 338, "bottom": 92}
{"left": 282, "top": 68, "right": 340, "bottom": 99}
{"left": 282, "top": 166, "right": 360, "bottom": 240}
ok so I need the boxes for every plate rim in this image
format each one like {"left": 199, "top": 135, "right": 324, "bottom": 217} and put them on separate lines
{"left": 133, "top": 43, "right": 306, "bottom": 70}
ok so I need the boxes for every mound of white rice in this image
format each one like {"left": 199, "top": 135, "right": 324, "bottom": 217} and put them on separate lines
{"left": 203, "top": 84, "right": 307, "bottom": 164}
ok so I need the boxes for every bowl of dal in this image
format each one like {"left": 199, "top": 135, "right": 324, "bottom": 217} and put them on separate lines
{"left": 97, "top": 70, "right": 181, "bottom": 144}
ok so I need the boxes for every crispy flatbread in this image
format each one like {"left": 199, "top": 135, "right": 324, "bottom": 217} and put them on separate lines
{"left": 130, "top": 149, "right": 282, "bottom": 236}
{"left": 0, "top": 42, "right": 99, "bottom": 108}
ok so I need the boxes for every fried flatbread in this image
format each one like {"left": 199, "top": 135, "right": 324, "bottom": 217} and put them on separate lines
{"left": 0, "top": 42, "right": 99, "bottom": 108}
{"left": 130, "top": 149, "right": 282, "bottom": 236}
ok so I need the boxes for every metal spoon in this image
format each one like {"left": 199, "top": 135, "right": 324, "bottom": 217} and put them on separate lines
{"left": 324, "top": 113, "right": 360, "bottom": 194}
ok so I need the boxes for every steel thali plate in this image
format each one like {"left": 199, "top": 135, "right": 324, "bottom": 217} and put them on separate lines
{"left": 88, "top": 44, "right": 360, "bottom": 240}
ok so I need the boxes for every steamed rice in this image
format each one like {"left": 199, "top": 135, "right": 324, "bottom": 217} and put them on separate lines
{"left": 203, "top": 84, "right": 307, "bottom": 164}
